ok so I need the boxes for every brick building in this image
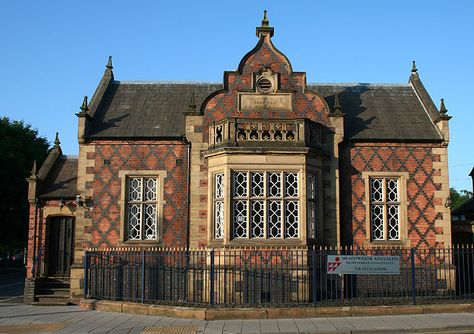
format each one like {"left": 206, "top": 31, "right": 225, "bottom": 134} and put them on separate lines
{"left": 25, "top": 13, "right": 452, "bottom": 302}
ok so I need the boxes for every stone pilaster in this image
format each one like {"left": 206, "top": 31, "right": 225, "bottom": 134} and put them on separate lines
{"left": 433, "top": 145, "right": 452, "bottom": 247}
{"left": 70, "top": 143, "right": 95, "bottom": 298}
{"left": 326, "top": 115, "right": 344, "bottom": 246}
{"left": 186, "top": 115, "right": 208, "bottom": 248}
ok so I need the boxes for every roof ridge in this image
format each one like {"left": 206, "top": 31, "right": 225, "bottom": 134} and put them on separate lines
{"left": 116, "top": 80, "right": 222, "bottom": 85}
{"left": 308, "top": 83, "right": 410, "bottom": 87}
{"left": 114, "top": 81, "right": 412, "bottom": 87}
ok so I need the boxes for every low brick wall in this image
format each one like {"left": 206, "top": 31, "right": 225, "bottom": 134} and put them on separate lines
{"left": 79, "top": 299, "right": 474, "bottom": 320}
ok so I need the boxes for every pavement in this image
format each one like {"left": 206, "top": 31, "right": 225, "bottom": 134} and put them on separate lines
{"left": 0, "top": 302, "right": 473, "bottom": 334}
{"left": 0, "top": 269, "right": 473, "bottom": 333}
{"left": 0, "top": 267, "right": 25, "bottom": 304}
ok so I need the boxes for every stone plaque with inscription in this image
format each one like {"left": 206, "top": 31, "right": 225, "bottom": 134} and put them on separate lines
{"left": 239, "top": 93, "right": 292, "bottom": 112}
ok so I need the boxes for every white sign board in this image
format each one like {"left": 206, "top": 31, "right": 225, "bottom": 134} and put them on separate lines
{"left": 327, "top": 255, "right": 400, "bottom": 275}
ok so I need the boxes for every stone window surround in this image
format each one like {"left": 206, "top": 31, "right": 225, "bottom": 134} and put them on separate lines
{"left": 118, "top": 170, "right": 167, "bottom": 244}
{"left": 207, "top": 154, "right": 323, "bottom": 246}
{"left": 362, "top": 171, "right": 409, "bottom": 247}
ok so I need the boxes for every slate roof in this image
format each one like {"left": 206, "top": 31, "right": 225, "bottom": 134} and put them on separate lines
{"left": 38, "top": 156, "right": 78, "bottom": 199}
{"left": 86, "top": 82, "right": 222, "bottom": 139}
{"left": 309, "top": 84, "right": 443, "bottom": 141}
{"left": 85, "top": 81, "right": 443, "bottom": 142}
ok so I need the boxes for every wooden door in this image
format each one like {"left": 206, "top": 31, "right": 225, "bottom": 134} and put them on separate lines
{"left": 47, "top": 217, "right": 75, "bottom": 277}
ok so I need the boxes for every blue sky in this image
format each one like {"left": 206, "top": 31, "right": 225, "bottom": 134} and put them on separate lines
{"left": 1, "top": 1, "right": 473, "bottom": 190}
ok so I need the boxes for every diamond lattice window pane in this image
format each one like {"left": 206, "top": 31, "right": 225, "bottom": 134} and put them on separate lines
{"left": 386, "top": 179, "right": 399, "bottom": 202}
{"left": 268, "top": 173, "right": 281, "bottom": 197}
{"left": 251, "top": 172, "right": 264, "bottom": 197}
{"left": 233, "top": 200, "right": 248, "bottom": 238}
{"left": 285, "top": 173, "right": 298, "bottom": 197}
{"left": 215, "top": 173, "right": 224, "bottom": 199}
{"left": 268, "top": 200, "right": 282, "bottom": 238}
{"left": 128, "top": 204, "right": 141, "bottom": 240}
{"left": 250, "top": 200, "right": 265, "bottom": 238}
{"left": 387, "top": 205, "right": 399, "bottom": 240}
{"left": 371, "top": 204, "right": 384, "bottom": 240}
{"left": 234, "top": 172, "right": 248, "bottom": 197}
{"left": 215, "top": 201, "right": 224, "bottom": 239}
{"left": 128, "top": 178, "right": 142, "bottom": 201}
{"left": 307, "top": 175, "right": 316, "bottom": 200}
{"left": 144, "top": 178, "right": 157, "bottom": 201}
{"left": 307, "top": 201, "right": 316, "bottom": 239}
{"left": 370, "top": 178, "right": 384, "bottom": 202}
{"left": 143, "top": 204, "right": 157, "bottom": 240}
{"left": 285, "top": 200, "right": 299, "bottom": 238}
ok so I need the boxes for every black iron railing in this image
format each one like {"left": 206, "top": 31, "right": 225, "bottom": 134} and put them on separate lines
{"left": 84, "top": 245, "right": 474, "bottom": 307}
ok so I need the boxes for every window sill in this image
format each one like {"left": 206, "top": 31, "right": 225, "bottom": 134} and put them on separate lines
{"left": 210, "top": 238, "right": 307, "bottom": 247}
{"left": 120, "top": 240, "right": 163, "bottom": 246}
{"left": 368, "top": 240, "right": 406, "bottom": 247}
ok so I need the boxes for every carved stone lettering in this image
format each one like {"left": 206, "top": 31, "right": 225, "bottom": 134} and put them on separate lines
{"left": 239, "top": 93, "right": 292, "bottom": 111}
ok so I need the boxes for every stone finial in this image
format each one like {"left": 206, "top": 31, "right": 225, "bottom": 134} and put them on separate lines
{"left": 261, "top": 10, "right": 269, "bottom": 27}
{"left": 80, "top": 96, "right": 89, "bottom": 113}
{"left": 188, "top": 93, "right": 197, "bottom": 112}
{"left": 332, "top": 93, "right": 343, "bottom": 115}
{"left": 54, "top": 132, "right": 60, "bottom": 147}
{"left": 30, "top": 160, "right": 37, "bottom": 177}
{"left": 106, "top": 56, "right": 113, "bottom": 70}
{"left": 411, "top": 60, "right": 418, "bottom": 75}
{"left": 439, "top": 98, "right": 448, "bottom": 115}
{"left": 334, "top": 93, "right": 341, "bottom": 112}
{"left": 256, "top": 10, "right": 274, "bottom": 38}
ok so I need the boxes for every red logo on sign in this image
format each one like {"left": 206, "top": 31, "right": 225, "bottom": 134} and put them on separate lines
{"left": 328, "top": 256, "right": 341, "bottom": 272}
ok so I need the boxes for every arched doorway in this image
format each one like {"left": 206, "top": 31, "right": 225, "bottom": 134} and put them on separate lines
{"left": 46, "top": 216, "right": 75, "bottom": 277}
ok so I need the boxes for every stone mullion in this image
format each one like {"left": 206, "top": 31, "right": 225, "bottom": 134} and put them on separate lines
{"left": 383, "top": 178, "right": 388, "bottom": 241}
{"left": 246, "top": 171, "right": 250, "bottom": 239}
{"left": 263, "top": 171, "right": 268, "bottom": 239}
{"left": 280, "top": 171, "right": 285, "bottom": 240}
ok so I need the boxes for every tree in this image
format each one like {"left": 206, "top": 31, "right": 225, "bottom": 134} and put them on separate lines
{"left": 0, "top": 117, "right": 49, "bottom": 252}
{"left": 450, "top": 187, "right": 473, "bottom": 211}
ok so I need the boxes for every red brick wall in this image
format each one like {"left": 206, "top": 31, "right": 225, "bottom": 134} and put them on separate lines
{"left": 340, "top": 143, "right": 444, "bottom": 248}
{"left": 87, "top": 141, "right": 189, "bottom": 248}
{"left": 26, "top": 203, "right": 37, "bottom": 278}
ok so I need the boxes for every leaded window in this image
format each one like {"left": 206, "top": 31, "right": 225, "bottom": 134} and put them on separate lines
{"left": 126, "top": 177, "right": 158, "bottom": 240}
{"left": 307, "top": 174, "right": 318, "bottom": 239}
{"left": 370, "top": 178, "right": 400, "bottom": 241}
{"left": 231, "top": 171, "right": 299, "bottom": 239}
{"left": 214, "top": 173, "right": 224, "bottom": 239}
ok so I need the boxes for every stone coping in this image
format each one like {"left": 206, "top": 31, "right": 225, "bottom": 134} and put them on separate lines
{"left": 79, "top": 299, "right": 474, "bottom": 320}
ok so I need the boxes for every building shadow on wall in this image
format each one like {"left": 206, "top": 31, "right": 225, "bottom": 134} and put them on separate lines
{"left": 324, "top": 84, "right": 375, "bottom": 246}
